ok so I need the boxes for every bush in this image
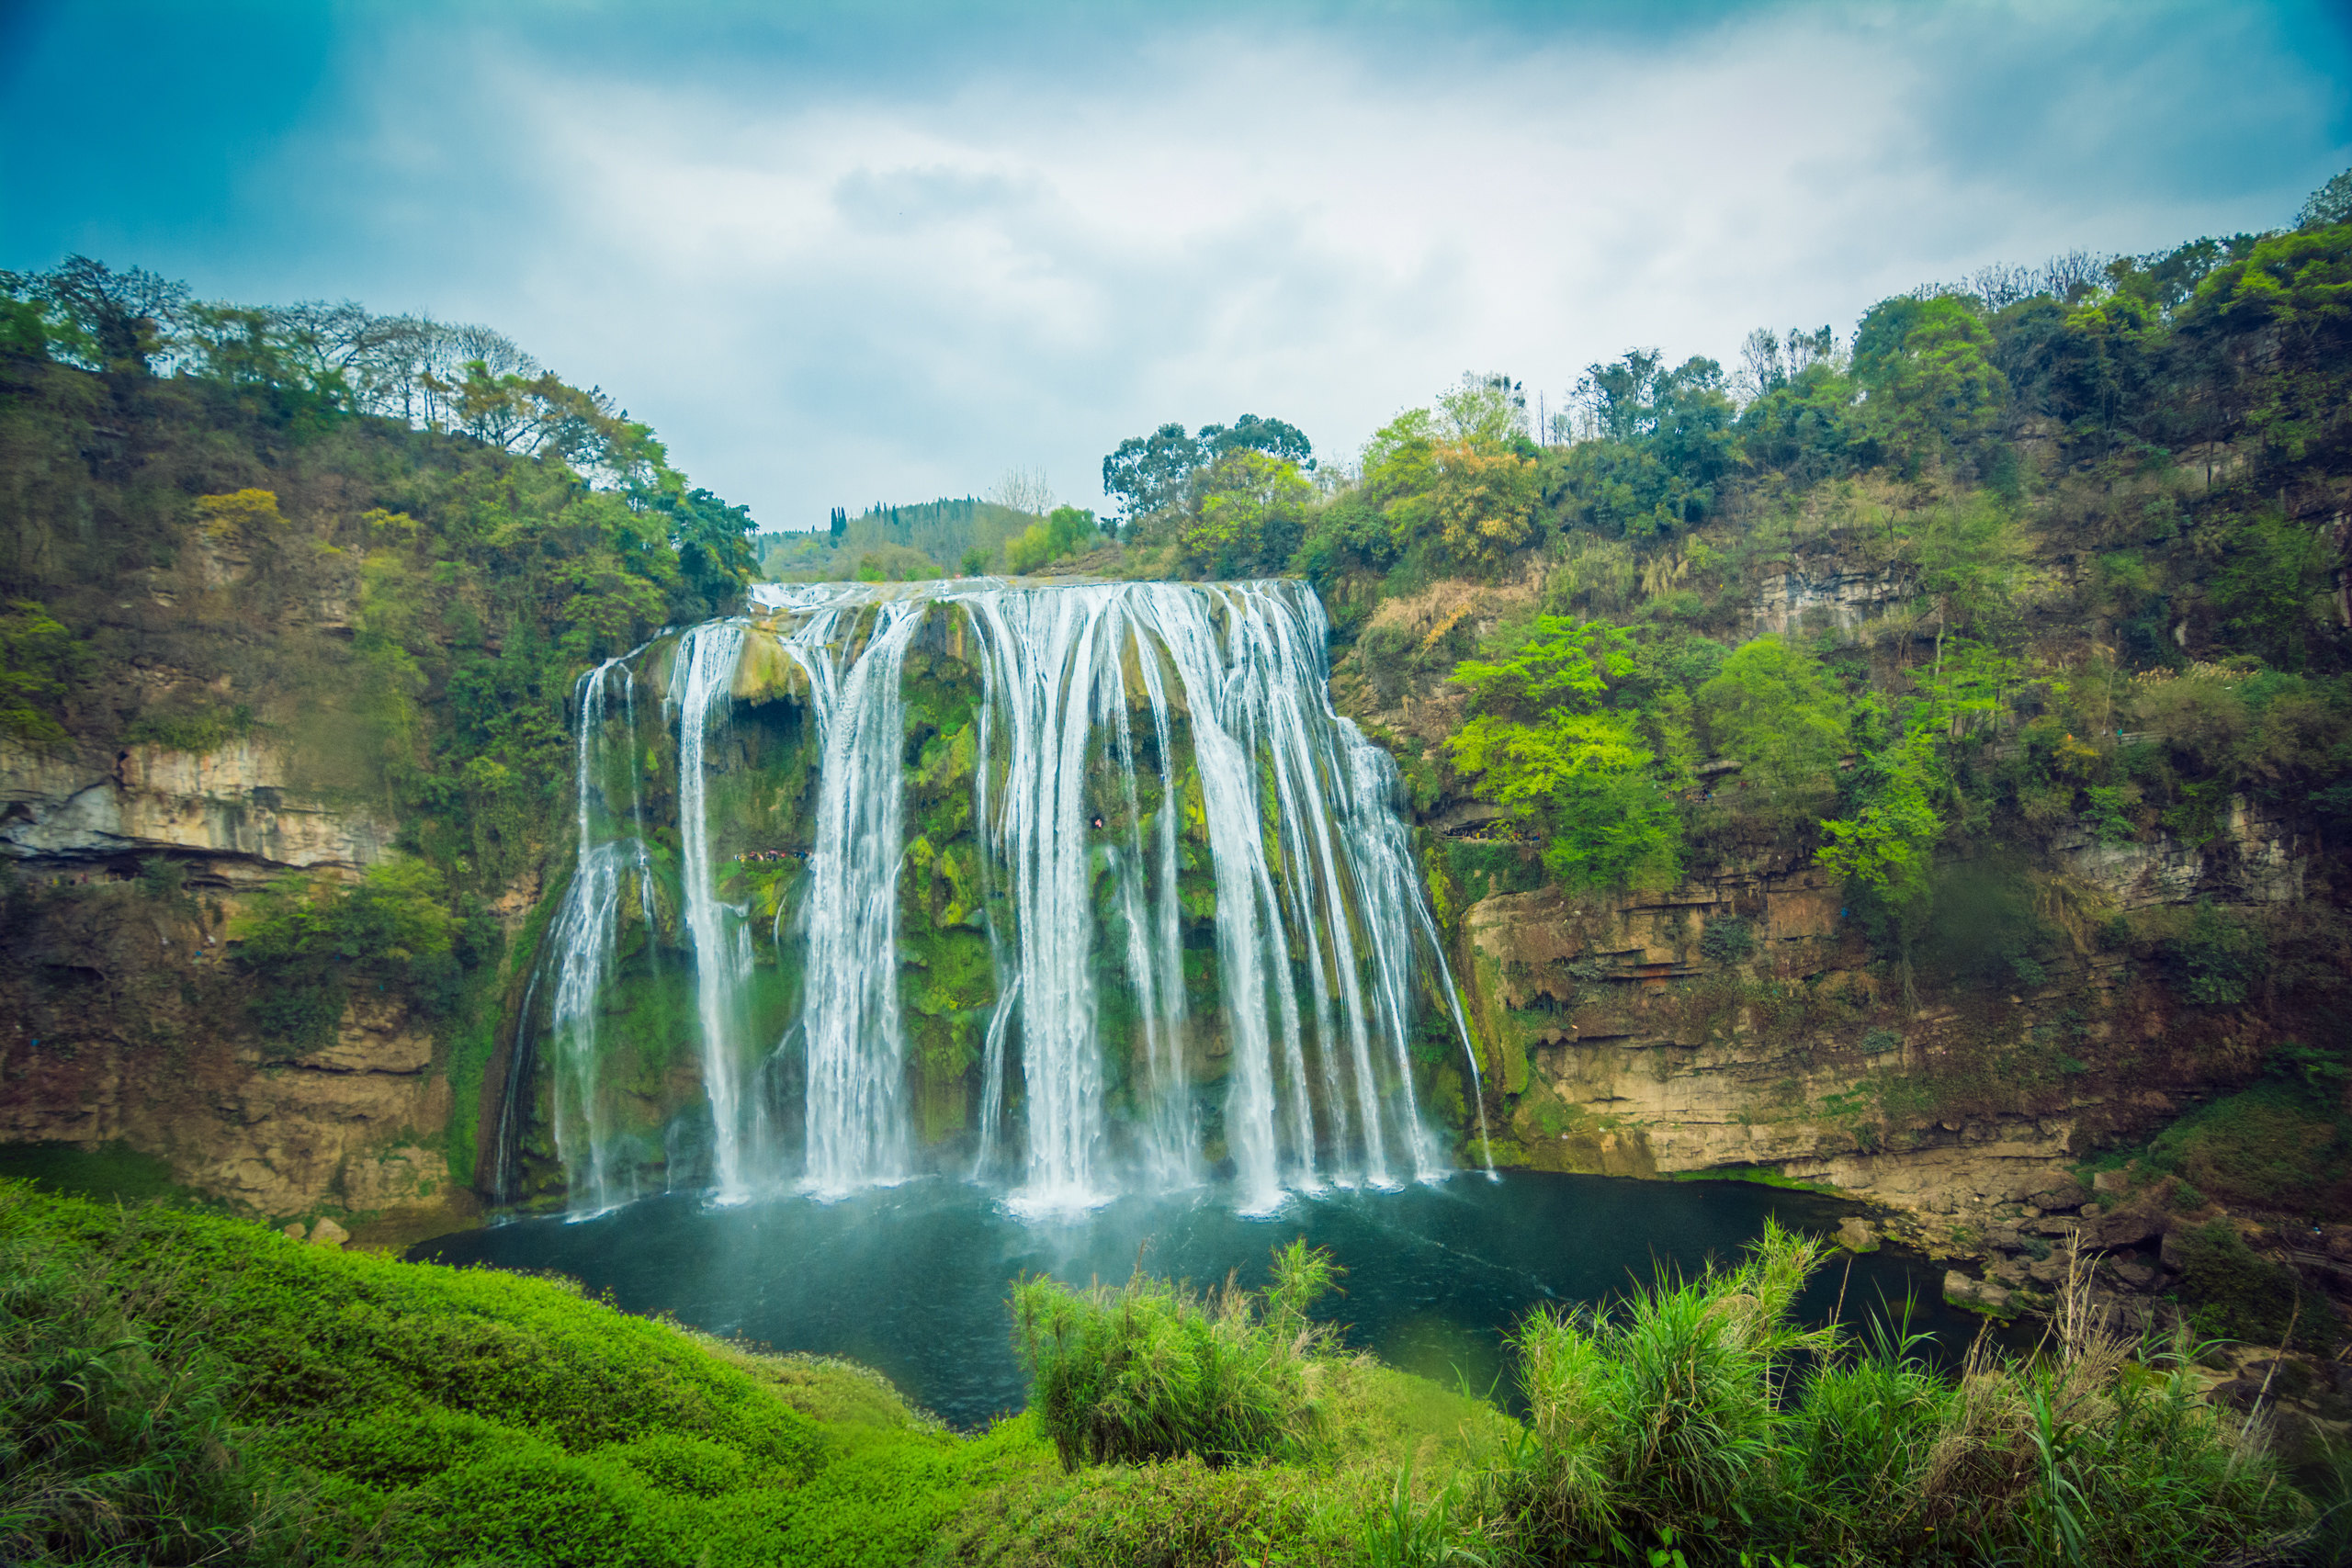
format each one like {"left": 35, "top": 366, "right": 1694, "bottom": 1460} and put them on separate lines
{"left": 1698, "top": 916, "right": 1754, "bottom": 964}
{"left": 2176, "top": 1220, "right": 2338, "bottom": 1354}
{"left": 1475, "top": 1222, "right": 2302, "bottom": 1564}
{"left": 1011, "top": 1239, "right": 1345, "bottom": 1472}
{"left": 2159, "top": 900, "right": 2267, "bottom": 1006}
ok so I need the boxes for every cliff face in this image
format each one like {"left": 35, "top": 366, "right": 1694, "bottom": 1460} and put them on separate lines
{"left": 0, "top": 737, "right": 469, "bottom": 1223}
{"left": 1335, "top": 559, "right": 2339, "bottom": 1247}
{"left": 1451, "top": 805, "right": 2310, "bottom": 1235}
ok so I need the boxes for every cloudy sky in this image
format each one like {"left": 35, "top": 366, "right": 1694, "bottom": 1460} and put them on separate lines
{"left": 4, "top": 1, "right": 2347, "bottom": 530}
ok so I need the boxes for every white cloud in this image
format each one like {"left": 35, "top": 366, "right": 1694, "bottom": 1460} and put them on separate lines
{"left": 262, "top": 3, "right": 2343, "bottom": 528}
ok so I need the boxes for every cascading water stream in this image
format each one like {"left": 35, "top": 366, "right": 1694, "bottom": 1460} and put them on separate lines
{"left": 774, "top": 596, "right": 928, "bottom": 1194}
{"left": 522, "top": 577, "right": 1487, "bottom": 1213}
{"left": 669, "top": 622, "right": 763, "bottom": 1201}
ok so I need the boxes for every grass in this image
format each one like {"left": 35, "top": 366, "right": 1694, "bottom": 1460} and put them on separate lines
{"left": 0, "top": 1186, "right": 2313, "bottom": 1567}
{"left": 0, "top": 1181, "right": 966, "bottom": 1566}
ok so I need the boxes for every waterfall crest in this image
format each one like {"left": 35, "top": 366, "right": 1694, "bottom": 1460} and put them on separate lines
{"left": 508, "top": 578, "right": 1485, "bottom": 1213}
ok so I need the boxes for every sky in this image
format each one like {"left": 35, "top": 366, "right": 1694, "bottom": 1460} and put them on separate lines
{"left": 3, "top": 1, "right": 2348, "bottom": 531}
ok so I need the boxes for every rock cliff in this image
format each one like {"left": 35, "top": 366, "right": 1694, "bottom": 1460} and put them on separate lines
{"left": 0, "top": 737, "right": 467, "bottom": 1224}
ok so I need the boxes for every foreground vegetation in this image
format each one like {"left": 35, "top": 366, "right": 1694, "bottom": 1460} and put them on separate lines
{"left": 1, "top": 1183, "right": 2316, "bottom": 1566}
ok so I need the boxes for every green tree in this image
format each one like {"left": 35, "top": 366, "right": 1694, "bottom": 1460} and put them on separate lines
{"left": 1177, "top": 452, "right": 1310, "bottom": 577}
{"left": 2297, "top": 167, "right": 2352, "bottom": 230}
{"left": 1449, "top": 617, "right": 1680, "bottom": 892}
{"left": 1696, "top": 636, "right": 1850, "bottom": 819}
{"left": 0, "top": 601, "right": 82, "bottom": 747}
{"left": 656, "top": 486, "right": 759, "bottom": 620}
{"left": 1436, "top": 371, "right": 1528, "bottom": 448}
{"left": 1388, "top": 443, "right": 1542, "bottom": 573}
{"left": 1851, "top": 294, "right": 2006, "bottom": 471}
{"left": 1200, "top": 413, "right": 1312, "bottom": 467}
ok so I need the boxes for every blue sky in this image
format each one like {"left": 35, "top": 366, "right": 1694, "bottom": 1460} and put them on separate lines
{"left": 4, "top": 1, "right": 2347, "bottom": 530}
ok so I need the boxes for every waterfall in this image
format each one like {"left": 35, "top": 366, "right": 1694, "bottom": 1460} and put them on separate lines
{"left": 546, "top": 659, "right": 656, "bottom": 1213}
{"left": 669, "top": 621, "right": 762, "bottom": 1201}
{"left": 774, "top": 596, "right": 927, "bottom": 1194}
{"left": 525, "top": 578, "right": 1483, "bottom": 1213}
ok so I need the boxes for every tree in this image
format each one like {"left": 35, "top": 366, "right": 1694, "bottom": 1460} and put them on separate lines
{"left": 1387, "top": 444, "right": 1541, "bottom": 573}
{"left": 1817, "top": 721, "right": 1944, "bottom": 1009}
{"left": 1436, "top": 372, "right": 1527, "bottom": 448}
{"left": 989, "top": 467, "right": 1056, "bottom": 516}
{"left": 2, "top": 255, "right": 188, "bottom": 372}
{"left": 1201, "top": 414, "right": 1312, "bottom": 468}
{"left": 0, "top": 601, "right": 81, "bottom": 747}
{"left": 1850, "top": 294, "right": 2006, "bottom": 471}
{"left": 1696, "top": 636, "right": 1850, "bottom": 820}
{"left": 657, "top": 487, "right": 759, "bottom": 619}
{"left": 1447, "top": 617, "right": 1680, "bottom": 892}
{"left": 1177, "top": 453, "right": 1310, "bottom": 577}
{"left": 1102, "top": 423, "right": 1207, "bottom": 532}
{"left": 2297, "top": 168, "right": 2352, "bottom": 230}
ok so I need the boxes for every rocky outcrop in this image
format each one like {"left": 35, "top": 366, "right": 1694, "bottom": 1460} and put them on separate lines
{"left": 0, "top": 740, "right": 391, "bottom": 881}
{"left": 1451, "top": 806, "right": 2311, "bottom": 1238}
{"left": 1749, "top": 563, "right": 1909, "bottom": 641}
{"left": 0, "top": 740, "right": 455, "bottom": 1223}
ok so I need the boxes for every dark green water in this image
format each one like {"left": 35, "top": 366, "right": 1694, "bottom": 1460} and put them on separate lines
{"left": 412, "top": 1172, "right": 1994, "bottom": 1429}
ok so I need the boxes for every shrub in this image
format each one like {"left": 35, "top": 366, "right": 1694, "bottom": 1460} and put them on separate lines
{"left": 2176, "top": 1220, "right": 2338, "bottom": 1354}
{"left": 2159, "top": 900, "right": 2267, "bottom": 1006}
{"left": 1011, "top": 1239, "right": 1345, "bottom": 1472}
{"left": 1699, "top": 916, "right": 1755, "bottom": 965}
{"left": 1476, "top": 1223, "right": 2302, "bottom": 1564}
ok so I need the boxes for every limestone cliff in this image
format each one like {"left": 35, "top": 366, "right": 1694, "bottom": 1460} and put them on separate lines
{"left": 0, "top": 737, "right": 472, "bottom": 1224}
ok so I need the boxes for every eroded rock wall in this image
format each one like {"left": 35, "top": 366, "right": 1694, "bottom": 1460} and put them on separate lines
{"left": 0, "top": 739, "right": 466, "bottom": 1223}
{"left": 1450, "top": 796, "right": 2318, "bottom": 1236}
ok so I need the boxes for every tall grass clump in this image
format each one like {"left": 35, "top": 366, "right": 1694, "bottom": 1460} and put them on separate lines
{"left": 0, "top": 1229, "right": 300, "bottom": 1565}
{"left": 1012, "top": 1239, "right": 1350, "bottom": 1472}
{"left": 1474, "top": 1221, "right": 2306, "bottom": 1566}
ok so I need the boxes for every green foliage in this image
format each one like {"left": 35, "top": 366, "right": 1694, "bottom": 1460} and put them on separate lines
{"left": 2157, "top": 899, "right": 2267, "bottom": 1006}
{"left": 0, "top": 599, "right": 81, "bottom": 747}
{"left": 0, "top": 1184, "right": 967, "bottom": 1568}
{"left": 1698, "top": 917, "right": 1754, "bottom": 965}
{"left": 1696, "top": 635, "right": 1849, "bottom": 818}
{"left": 232, "top": 859, "right": 469, "bottom": 1044}
{"left": 1177, "top": 452, "right": 1311, "bottom": 577}
{"left": 2175, "top": 1220, "right": 2337, "bottom": 1353}
{"left": 1477, "top": 1222, "right": 2299, "bottom": 1564}
{"left": 1449, "top": 617, "right": 1681, "bottom": 893}
{"left": 1102, "top": 415, "right": 1314, "bottom": 536}
{"left": 1851, "top": 293, "right": 2007, "bottom": 471}
{"left": 1817, "top": 728, "right": 1942, "bottom": 910}
{"left": 1011, "top": 1239, "right": 1345, "bottom": 1472}
{"left": 2144, "top": 1068, "right": 2352, "bottom": 1217}
{"left": 2, "top": 1227, "right": 290, "bottom": 1565}
{"left": 2298, "top": 168, "right": 2352, "bottom": 231}
{"left": 122, "top": 701, "right": 258, "bottom": 752}
{"left": 1007, "top": 504, "right": 1105, "bottom": 574}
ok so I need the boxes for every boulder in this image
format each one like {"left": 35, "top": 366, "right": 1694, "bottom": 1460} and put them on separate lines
{"left": 1944, "top": 1270, "right": 2014, "bottom": 1314}
{"left": 1836, "top": 1216, "right": 1881, "bottom": 1253}
{"left": 2028, "top": 1181, "right": 2091, "bottom": 1213}
{"left": 2091, "top": 1168, "right": 2132, "bottom": 1195}
{"left": 2108, "top": 1258, "right": 2157, "bottom": 1292}
{"left": 280, "top": 1222, "right": 306, "bottom": 1242}
{"left": 2076, "top": 1195, "right": 2168, "bottom": 1251}
{"left": 309, "top": 1216, "right": 349, "bottom": 1249}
